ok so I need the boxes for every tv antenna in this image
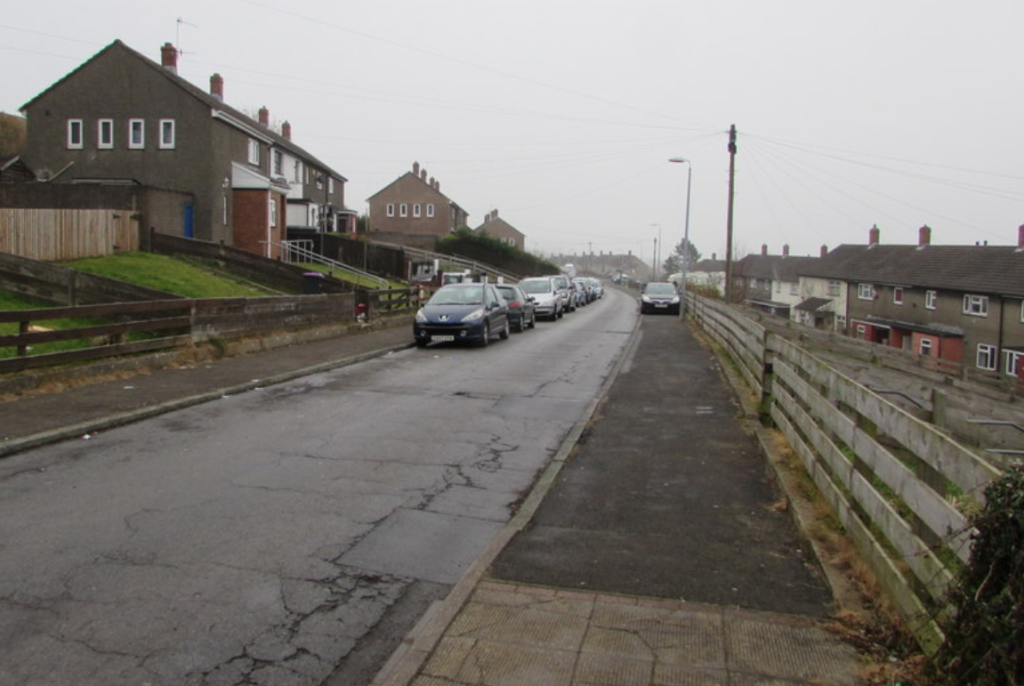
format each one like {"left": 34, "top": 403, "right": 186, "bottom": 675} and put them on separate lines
{"left": 176, "top": 17, "right": 199, "bottom": 58}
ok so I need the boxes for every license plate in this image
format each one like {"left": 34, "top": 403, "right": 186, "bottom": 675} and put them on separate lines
{"left": 655, "top": 303, "right": 668, "bottom": 308}
{"left": 432, "top": 335, "right": 455, "bottom": 342}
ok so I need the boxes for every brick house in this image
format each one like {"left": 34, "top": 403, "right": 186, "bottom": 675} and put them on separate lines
{"left": 733, "top": 244, "right": 822, "bottom": 318}
{"left": 799, "top": 224, "right": 1024, "bottom": 378}
{"left": 16, "top": 40, "right": 351, "bottom": 258}
{"left": 366, "top": 162, "right": 468, "bottom": 246}
{"left": 474, "top": 209, "right": 525, "bottom": 251}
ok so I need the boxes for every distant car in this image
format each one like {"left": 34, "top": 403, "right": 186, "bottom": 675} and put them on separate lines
{"left": 414, "top": 283, "right": 510, "bottom": 347}
{"left": 495, "top": 284, "right": 537, "bottom": 332}
{"left": 551, "top": 274, "right": 574, "bottom": 312}
{"left": 518, "top": 277, "right": 564, "bottom": 320}
{"left": 573, "top": 277, "right": 594, "bottom": 304}
{"left": 640, "top": 281, "right": 681, "bottom": 315}
{"left": 588, "top": 278, "right": 604, "bottom": 299}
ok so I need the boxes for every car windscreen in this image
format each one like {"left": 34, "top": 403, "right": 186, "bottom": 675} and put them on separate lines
{"left": 496, "top": 287, "right": 520, "bottom": 301}
{"left": 429, "top": 286, "right": 484, "bottom": 305}
{"left": 519, "top": 280, "right": 550, "bottom": 294}
{"left": 644, "top": 283, "right": 677, "bottom": 295}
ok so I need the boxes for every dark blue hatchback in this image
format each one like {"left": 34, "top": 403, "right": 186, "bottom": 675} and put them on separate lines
{"left": 413, "top": 283, "right": 510, "bottom": 347}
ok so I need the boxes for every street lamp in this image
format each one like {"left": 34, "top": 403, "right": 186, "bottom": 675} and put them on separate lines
{"left": 650, "top": 223, "right": 661, "bottom": 281}
{"left": 668, "top": 157, "right": 692, "bottom": 318}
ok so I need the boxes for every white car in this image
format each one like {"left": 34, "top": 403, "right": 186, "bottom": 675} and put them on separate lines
{"left": 518, "top": 277, "right": 564, "bottom": 320}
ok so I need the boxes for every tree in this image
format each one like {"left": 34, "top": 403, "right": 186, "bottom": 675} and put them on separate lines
{"left": 663, "top": 238, "right": 701, "bottom": 276}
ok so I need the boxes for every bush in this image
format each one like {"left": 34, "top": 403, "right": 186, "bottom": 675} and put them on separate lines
{"left": 436, "top": 228, "right": 559, "bottom": 277}
{"left": 930, "top": 466, "right": 1024, "bottom": 686}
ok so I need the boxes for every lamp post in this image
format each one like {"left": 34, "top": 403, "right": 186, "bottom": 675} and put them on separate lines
{"left": 650, "top": 223, "right": 661, "bottom": 281}
{"left": 668, "top": 157, "right": 692, "bottom": 318}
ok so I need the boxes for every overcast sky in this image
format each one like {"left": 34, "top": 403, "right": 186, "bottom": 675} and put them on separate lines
{"left": 4, "top": 0, "right": 1024, "bottom": 266}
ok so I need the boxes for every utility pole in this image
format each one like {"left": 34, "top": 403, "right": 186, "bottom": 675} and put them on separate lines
{"left": 725, "top": 124, "right": 737, "bottom": 303}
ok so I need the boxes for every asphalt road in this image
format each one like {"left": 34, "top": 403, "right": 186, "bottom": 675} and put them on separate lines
{"left": 0, "top": 290, "right": 636, "bottom": 686}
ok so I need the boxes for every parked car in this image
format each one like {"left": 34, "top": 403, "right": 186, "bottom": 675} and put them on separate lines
{"left": 552, "top": 274, "right": 574, "bottom": 312}
{"left": 518, "top": 277, "right": 564, "bottom": 320}
{"left": 588, "top": 278, "right": 604, "bottom": 299}
{"left": 495, "top": 284, "right": 537, "bottom": 332}
{"left": 640, "top": 281, "right": 681, "bottom": 315}
{"left": 413, "top": 283, "right": 510, "bottom": 347}
{"left": 573, "top": 277, "right": 594, "bottom": 304}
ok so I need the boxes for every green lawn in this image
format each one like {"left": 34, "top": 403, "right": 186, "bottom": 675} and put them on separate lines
{"left": 67, "top": 252, "right": 272, "bottom": 298}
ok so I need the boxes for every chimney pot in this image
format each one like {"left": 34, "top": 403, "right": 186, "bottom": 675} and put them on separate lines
{"left": 161, "top": 43, "right": 178, "bottom": 73}
{"left": 783, "top": 244, "right": 790, "bottom": 257}
{"left": 421, "top": 169, "right": 427, "bottom": 181}
{"left": 918, "top": 224, "right": 931, "bottom": 248}
{"left": 820, "top": 244, "right": 828, "bottom": 258}
{"left": 412, "top": 161, "right": 420, "bottom": 176}
{"left": 869, "top": 224, "right": 880, "bottom": 246}
{"left": 259, "top": 107, "right": 269, "bottom": 127}
{"left": 210, "top": 73, "right": 224, "bottom": 100}
{"left": 761, "top": 244, "right": 768, "bottom": 256}
{"left": 282, "top": 120, "right": 291, "bottom": 140}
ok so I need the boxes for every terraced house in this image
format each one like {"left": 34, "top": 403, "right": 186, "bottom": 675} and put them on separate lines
{"left": 17, "top": 40, "right": 352, "bottom": 257}
{"left": 799, "top": 225, "right": 1024, "bottom": 381}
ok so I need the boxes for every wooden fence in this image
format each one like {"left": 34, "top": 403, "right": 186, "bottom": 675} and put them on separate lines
{"left": 0, "top": 288, "right": 416, "bottom": 374}
{"left": 688, "top": 295, "right": 1002, "bottom": 654}
{"left": 0, "top": 208, "right": 139, "bottom": 260}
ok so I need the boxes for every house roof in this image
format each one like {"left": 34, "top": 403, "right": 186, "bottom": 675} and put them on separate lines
{"left": 20, "top": 40, "right": 346, "bottom": 183}
{"left": 366, "top": 170, "right": 458, "bottom": 206}
{"left": 691, "top": 259, "right": 726, "bottom": 273}
{"left": 793, "top": 297, "right": 833, "bottom": 313}
{"left": 474, "top": 216, "right": 524, "bottom": 239}
{"left": 801, "top": 244, "right": 1024, "bottom": 297}
{"left": 734, "top": 254, "right": 819, "bottom": 282}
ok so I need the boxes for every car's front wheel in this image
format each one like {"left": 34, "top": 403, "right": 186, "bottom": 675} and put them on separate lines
{"left": 499, "top": 318, "right": 510, "bottom": 340}
{"left": 479, "top": 322, "right": 490, "bottom": 347}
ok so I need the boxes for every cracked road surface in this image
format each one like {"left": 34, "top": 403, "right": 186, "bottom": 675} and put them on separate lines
{"left": 0, "top": 290, "right": 635, "bottom": 686}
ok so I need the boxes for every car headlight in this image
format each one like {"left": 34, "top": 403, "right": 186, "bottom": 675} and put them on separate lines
{"left": 415, "top": 309, "right": 427, "bottom": 322}
{"left": 461, "top": 308, "right": 485, "bottom": 322}
{"left": 671, "top": 296, "right": 680, "bottom": 304}
{"left": 641, "top": 295, "right": 652, "bottom": 303}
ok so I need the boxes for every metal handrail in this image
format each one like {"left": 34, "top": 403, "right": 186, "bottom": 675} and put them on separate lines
{"left": 275, "top": 240, "right": 390, "bottom": 289}
{"left": 376, "top": 242, "right": 521, "bottom": 283}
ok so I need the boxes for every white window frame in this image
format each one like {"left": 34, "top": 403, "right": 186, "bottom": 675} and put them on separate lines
{"left": 919, "top": 338, "right": 933, "bottom": 356}
{"left": 328, "top": 177, "right": 334, "bottom": 194}
{"left": 293, "top": 160, "right": 302, "bottom": 183}
{"left": 128, "top": 119, "right": 145, "bottom": 149}
{"left": 248, "top": 138, "right": 260, "bottom": 165}
{"left": 828, "top": 280, "right": 841, "bottom": 297}
{"left": 855, "top": 324, "right": 867, "bottom": 339}
{"left": 426, "top": 203, "right": 435, "bottom": 218}
{"left": 386, "top": 203, "right": 395, "bottom": 218}
{"left": 413, "top": 203, "right": 421, "bottom": 218}
{"left": 273, "top": 150, "right": 283, "bottom": 176}
{"left": 963, "top": 294, "right": 989, "bottom": 317}
{"left": 857, "top": 283, "right": 874, "bottom": 300}
{"left": 269, "top": 198, "right": 277, "bottom": 228}
{"left": 789, "top": 282, "right": 799, "bottom": 296}
{"left": 977, "top": 343, "right": 998, "bottom": 371}
{"left": 893, "top": 287, "right": 904, "bottom": 305}
{"left": 400, "top": 203, "right": 408, "bottom": 217}
{"left": 97, "top": 119, "right": 114, "bottom": 149}
{"left": 158, "top": 119, "right": 175, "bottom": 149}
{"left": 926, "top": 290, "right": 937, "bottom": 310}
{"left": 1005, "top": 350, "right": 1024, "bottom": 378}
{"left": 67, "top": 119, "right": 84, "bottom": 149}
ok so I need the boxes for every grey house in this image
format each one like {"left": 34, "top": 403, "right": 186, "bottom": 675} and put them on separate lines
{"left": 18, "top": 40, "right": 351, "bottom": 257}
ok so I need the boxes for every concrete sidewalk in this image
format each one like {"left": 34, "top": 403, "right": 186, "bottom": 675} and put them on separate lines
{"left": 372, "top": 315, "right": 864, "bottom": 686}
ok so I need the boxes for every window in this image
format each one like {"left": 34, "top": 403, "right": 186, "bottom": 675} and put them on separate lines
{"left": 926, "top": 290, "right": 938, "bottom": 310}
{"left": 159, "top": 119, "right": 175, "bottom": 149}
{"left": 413, "top": 203, "right": 421, "bottom": 218}
{"left": 386, "top": 203, "right": 395, "bottom": 217}
{"left": 977, "top": 344, "right": 998, "bottom": 371}
{"left": 790, "top": 282, "right": 799, "bottom": 296}
{"left": 426, "top": 203, "right": 435, "bottom": 218}
{"left": 855, "top": 324, "right": 867, "bottom": 339}
{"left": 328, "top": 177, "right": 334, "bottom": 194}
{"left": 857, "top": 283, "right": 875, "bottom": 300}
{"left": 775, "top": 281, "right": 781, "bottom": 293}
{"left": 828, "top": 280, "right": 841, "bottom": 296}
{"left": 892, "top": 287, "right": 903, "bottom": 305}
{"left": 248, "top": 138, "right": 260, "bottom": 165}
{"left": 293, "top": 160, "right": 301, "bottom": 183}
{"left": 128, "top": 119, "right": 145, "bottom": 149}
{"left": 1006, "top": 351, "right": 1024, "bottom": 378}
{"left": 400, "top": 203, "right": 408, "bottom": 217}
{"left": 963, "top": 294, "right": 989, "bottom": 317}
{"left": 269, "top": 198, "right": 277, "bottom": 227}
{"left": 315, "top": 173, "right": 323, "bottom": 190}
{"left": 273, "top": 150, "right": 283, "bottom": 176}
{"left": 98, "top": 119, "right": 114, "bottom": 149}
{"left": 67, "top": 119, "right": 84, "bottom": 149}
{"left": 920, "top": 338, "right": 933, "bottom": 356}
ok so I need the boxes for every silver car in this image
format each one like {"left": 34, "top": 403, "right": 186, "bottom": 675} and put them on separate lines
{"left": 518, "top": 277, "right": 564, "bottom": 320}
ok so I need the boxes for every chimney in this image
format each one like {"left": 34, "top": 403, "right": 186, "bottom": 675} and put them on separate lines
{"left": 782, "top": 244, "right": 790, "bottom": 257}
{"left": 492, "top": 208, "right": 498, "bottom": 219}
{"left": 258, "top": 107, "right": 269, "bottom": 127}
{"left": 420, "top": 169, "right": 427, "bottom": 181}
{"left": 712, "top": 253, "right": 717, "bottom": 260}
{"left": 282, "top": 121, "right": 291, "bottom": 140}
{"left": 1018, "top": 224, "right": 1024, "bottom": 250}
{"left": 429, "top": 176, "right": 435, "bottom": 188}
{"left": 869, "top": 224, "right": 880, "bottom": 246}
{"left": 918, "top": 225, "right": 931, "bottom": 248}
{"left": 434, "top": 180, "right": 440, "bottom": 192}
{"left": 161, "top": 43, "right": 178, "bottom": 73}
{"left": 412, "top": 161, "right": 420, "bottom": 176}
{"left": 210, "top": 73, "right": 224, "bottom": 100}
{"left": 761, "top": 244, "right": 768, "bottom": 256}
{"left": 820, "top": 244, "right": 828, "bottom": 258}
